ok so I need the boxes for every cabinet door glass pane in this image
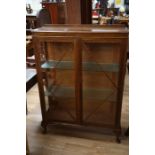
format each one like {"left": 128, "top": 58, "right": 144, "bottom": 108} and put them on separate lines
{"left": 82, "top": 42, "right": 120, "bottom": 126}
{"left": 42, "top": 41, "right": 76, "bottom": 123}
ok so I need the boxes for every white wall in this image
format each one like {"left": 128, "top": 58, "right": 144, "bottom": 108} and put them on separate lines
{"left": 26, "top": 0, "right": 66, "bottom": 11}
{"left": 26, "top": 0, "right": 42, "bottom": 11}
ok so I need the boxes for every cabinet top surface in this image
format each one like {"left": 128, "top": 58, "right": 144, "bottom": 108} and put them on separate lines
{"left": 32, "top": 24, "right": 128, "bottom": 34}
{"left": 41, "top": 2, "right": 65, "bottom": 4}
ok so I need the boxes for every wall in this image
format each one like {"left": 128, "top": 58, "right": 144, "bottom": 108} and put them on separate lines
{"left": 26, "top": 0, "right": 66, "bottom": 12}
{"left": 26, "top": 0, "right": 42, "bottom": 11}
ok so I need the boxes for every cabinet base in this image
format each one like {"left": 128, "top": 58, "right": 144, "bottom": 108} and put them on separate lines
{"left": 40, "top": 121, "right": 122, "bottom": 143}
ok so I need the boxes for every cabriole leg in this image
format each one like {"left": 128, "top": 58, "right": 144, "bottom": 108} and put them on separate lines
{"left": 41, "top": 121, "right": 47, "bottom": 134}
{"left": 114, "top": 128, "right": 122, "bottom": 143}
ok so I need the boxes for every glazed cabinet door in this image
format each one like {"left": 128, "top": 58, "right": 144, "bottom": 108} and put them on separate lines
{"left": 38, "top": 38, "right": 77, "bottom": 123}
{"left": 81, "top": 39, "right": 123, "bottom": 127}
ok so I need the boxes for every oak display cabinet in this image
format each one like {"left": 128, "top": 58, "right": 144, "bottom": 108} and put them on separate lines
{"left": 32, "top": 24, "right": 128, "bottom": 143}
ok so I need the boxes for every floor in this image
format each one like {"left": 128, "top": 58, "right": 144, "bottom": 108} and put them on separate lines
{"left": 26, "top": 74, "right": 129, "bottom": 155}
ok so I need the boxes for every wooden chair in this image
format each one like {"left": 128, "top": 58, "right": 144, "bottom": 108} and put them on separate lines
{"left": 36, "top": 8, "right": 52, "bottom": 27}
{"left": 26, "top": 8, "right": 52, "bottom": 68}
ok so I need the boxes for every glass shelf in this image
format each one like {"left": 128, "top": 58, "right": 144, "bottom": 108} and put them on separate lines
{"left": 41, "top": 60, "right": 119, "bottom": 72}
{"left": 42, "top": 60, "right": 73, "bottom": 70}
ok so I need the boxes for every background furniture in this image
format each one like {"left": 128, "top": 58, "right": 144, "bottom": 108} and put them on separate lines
{"left": 99, "top": 16, "right": 129, "bottom": 26}
{"left": 117, "top": 16, "right": 129, "bottom": 26}
{"left": 41, "top": 0, "right": 92, "bottom": 24}
{"left": 26, "top": 7, "right": 52, "bottom": 35}
{"left": 36, "top": 8, "right": 52, "bottom": 27}
{"left": 26, "top": 37, "right": 36, "bottom": 68}
{"left": 66, "top": 0, "right": 92, "bottom": 24}
{"left": 26, "top": 12, "right": 38, "bottom": 35}
{"left": 26, "top": 8, "right": 52, "bottom": 68}
{"left": 33, "top": 24, "right": 128, "bottom": 143}
{"left": 26, "top": 0, "right": 92, "bottom": 25}
{"left": 41, "top": 1, "right": 67, "bottom": 24}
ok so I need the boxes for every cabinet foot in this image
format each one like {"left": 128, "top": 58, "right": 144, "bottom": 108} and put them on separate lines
{"left": 41, "top": 121, "right": 47, "bottom": 134}
{"left": 116, "top": 136, "right": 121, "bottom": 143}
{"left": 114, "top": 128, "right": 121, "bottom": 143}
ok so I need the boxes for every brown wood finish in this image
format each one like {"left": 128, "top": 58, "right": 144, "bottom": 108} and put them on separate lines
{"left": 42, "top": 2, "right": 67, "bottom": 24}
{"left": 65, "top": 0, "right": 92, "bottom": 24}
{"left": 114, "top": 38, "right": 128, "bottom": 141}
{"left": 33, "top": 38, "right": 47, "bottom": 129}
{"left": 32, "top": 24, "right": 128, "bottom": 142}
{"left": 65, "top": 0, "right": 81, "bottom": 24}
{"left": 80, "top": 0, "right": 92, "bottom": 24}
{"left": 41, "top": 0, "right": 92, "bottom": 24}
{"left": 74, "top": 38, "right": 83, "bottom": 124}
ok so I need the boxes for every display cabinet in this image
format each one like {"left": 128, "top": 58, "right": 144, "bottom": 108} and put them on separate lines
{"left": 32, "top": 24, "right": 128, "bottom": 142}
